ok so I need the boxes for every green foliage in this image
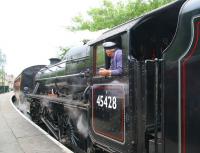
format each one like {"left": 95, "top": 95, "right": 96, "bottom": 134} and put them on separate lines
{"left": 68, "top": 0, "right": 176, "bottom": 31}
{"left": 0, "top": 49, "right": 6, "bottom": 85}
{"left": 58, "top": 39, "right": 90, "bottom": 60}
{"left": 58, "top": 46, "right": 70, "bottom": 59}
{"left": 0, "top": 49, "right": 6, "bottom": 67}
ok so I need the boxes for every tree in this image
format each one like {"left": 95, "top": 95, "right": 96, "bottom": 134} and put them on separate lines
{"left": 0, "top": 49, "right": 6, "bottom": 86}
{"left": 58, "top": 39, "right": 90, "bottom": 59}
{"left": 58, "top": 46, "right": 70, "bottom": 59}
{"left": 68, "top": 0, "right": 176, "bottom": 31}
{"left": 0, "top": 50, "right": 6, "bottom": 66}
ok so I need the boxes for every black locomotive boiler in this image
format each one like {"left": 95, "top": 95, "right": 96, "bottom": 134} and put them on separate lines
{"left": 14, "top": 0, "right": 200, "bottom": 153}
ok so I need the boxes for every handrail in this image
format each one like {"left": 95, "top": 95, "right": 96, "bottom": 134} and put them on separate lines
{"left": 36, "top": 73, "right": 85, "bottom": 81}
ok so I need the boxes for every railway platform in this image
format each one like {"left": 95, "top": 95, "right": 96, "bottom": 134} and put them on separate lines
{"left": 0, "top": 92, "right": 73, "bottom": 153}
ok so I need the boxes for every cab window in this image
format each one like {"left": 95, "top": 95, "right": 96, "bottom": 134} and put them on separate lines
{"left": 96, "top": 45, "right": 105, "bottom": 69}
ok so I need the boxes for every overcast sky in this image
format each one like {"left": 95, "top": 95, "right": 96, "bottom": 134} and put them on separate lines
{"left": 0, "top": 0, "right": 103, "bottom": 77}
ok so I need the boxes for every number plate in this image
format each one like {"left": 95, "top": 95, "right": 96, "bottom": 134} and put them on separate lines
{"left": 92, "top": 84, "right": 125, "bottom": 143}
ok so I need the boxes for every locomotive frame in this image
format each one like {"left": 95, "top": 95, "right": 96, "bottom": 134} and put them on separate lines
{"left": 13, "top": 0, "right": 200, "bottom": 153}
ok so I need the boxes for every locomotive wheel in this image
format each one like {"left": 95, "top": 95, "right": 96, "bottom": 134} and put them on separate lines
{"left": 64, "top": 116, "right": 78, "bottom": 145}
{"left": 30, "top": 101, "right": 41, "bottom": 123}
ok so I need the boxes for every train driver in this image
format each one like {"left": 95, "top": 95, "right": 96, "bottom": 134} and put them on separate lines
{"left": 99, "top": 42, "right": 122, "bottom": 77}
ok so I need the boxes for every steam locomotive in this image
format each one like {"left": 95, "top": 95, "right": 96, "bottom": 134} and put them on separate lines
{"left": 13, "top": 0, "right": 200, "bottom": 152}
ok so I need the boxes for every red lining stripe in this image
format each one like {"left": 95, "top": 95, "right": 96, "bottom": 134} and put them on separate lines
{"left": 181, "top": 21, "right": 200, "bottom": 153}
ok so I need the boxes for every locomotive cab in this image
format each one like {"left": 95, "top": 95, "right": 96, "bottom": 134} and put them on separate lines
{"left": 88, "top": 0, "right": 185, "bottom": 153}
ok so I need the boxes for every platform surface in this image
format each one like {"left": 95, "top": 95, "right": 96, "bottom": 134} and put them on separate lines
{"left": 0, "top": 92, "right": 72, "bottom": 153}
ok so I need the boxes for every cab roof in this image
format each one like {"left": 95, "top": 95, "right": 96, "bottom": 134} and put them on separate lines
{"left": 88, "top": 0, "right": 184, "bottom": 45}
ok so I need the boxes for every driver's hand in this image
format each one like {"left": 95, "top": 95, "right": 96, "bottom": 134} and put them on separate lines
{"left": 99, "top": 69, "right": 111, "bottom": 77}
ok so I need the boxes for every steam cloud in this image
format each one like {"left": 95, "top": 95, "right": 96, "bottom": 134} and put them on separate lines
{"left": 77, "top": 114, "right": 88, "bottom": 138}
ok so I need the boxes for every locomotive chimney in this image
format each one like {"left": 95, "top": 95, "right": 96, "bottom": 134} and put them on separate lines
{"left": 49, "top": 58, "right": 61, "bottom": 65}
